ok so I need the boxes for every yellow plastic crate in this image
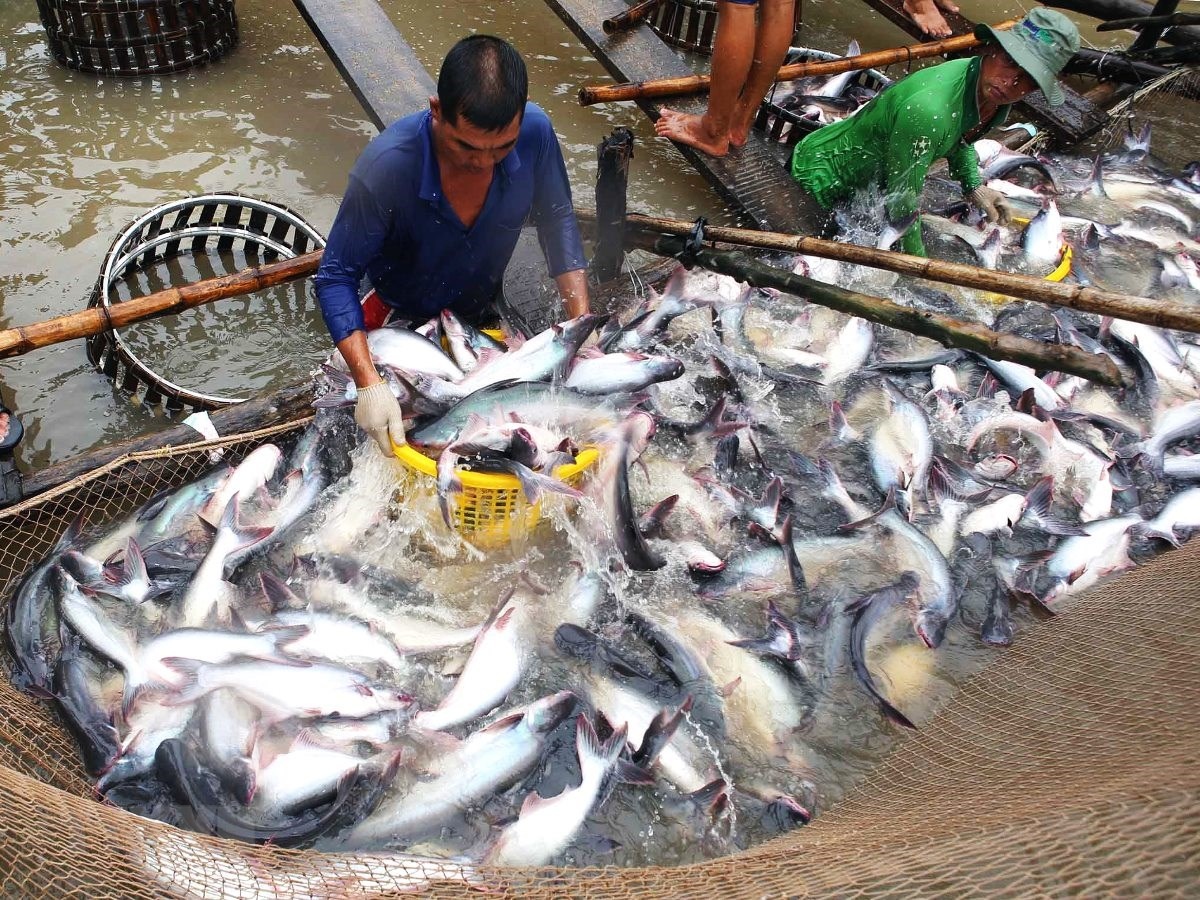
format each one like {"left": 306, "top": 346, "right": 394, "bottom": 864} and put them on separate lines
{"left": 393, "top": 441, "right": 599, "bottom": 549}
{"left": 981, "top": 216, "right": 1072, "bottom": 305}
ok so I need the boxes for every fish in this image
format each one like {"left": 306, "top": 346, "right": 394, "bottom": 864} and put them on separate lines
{"left": 163, "top": 657, "right": 416, "bottom": 724}
{"left": 846, "top": 573, "right": 920, "bottom": 729}
{"left": 482, "top": 715, "right": 628, "bottom": 867}
{"left": 249, "top": 730, "right": 393, "bottom": 817}
{"left": 339, "top": 691, "right": 577, "bottom": 848}
{"left": 1130, "top": 400, "right": 1200, "bottom": 471}
{"left": 585, "top": 412, "right": 665, "bottom": 571}
{"left": 413, "top": 588, "right": 534, "bottom": 732}
{"left": 155, "top": 739, "right": 391, "bottom": 848}
{"left": 52, "top": 622, "right": 121, "bottom": 776}
{"left": 1135, "top": 487, "right": 1200, "bottom": 546}
{"left": 420, "top": 313, "right": 602, "bottom": 398}
{"left": 870, "top": 380, "right": 933, "bottom": 520}
{"left": 330, "top": 326, "right": 464, "bottom": 383}
{"left": 174, "top": 494, "right": 273, "bottom": 629}
{"left": 1032, "top": 514, "right": 1141, "bottom": 604}
{"left": 565, "top": 352, "right": 685, "bottom": 395}
{"left": 1021, "top": 200, "right": 1064, "bottom": 266}
{"left": 407, "top": 380, "right": 630, "bottom": 452}
{"left": 198, "top": 688, "right": 260, "bottom": 804}
{"left": 6, "top": 517, "right": 81, "bottom": 698}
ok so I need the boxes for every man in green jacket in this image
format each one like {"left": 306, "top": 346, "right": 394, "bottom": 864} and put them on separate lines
{"left": 790, "top": 7, "right": 1080, "bottom": 257}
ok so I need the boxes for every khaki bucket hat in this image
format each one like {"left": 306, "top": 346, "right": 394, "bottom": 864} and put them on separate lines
{"left": 975, "top": 7, "right": 1080, "bottom": 107}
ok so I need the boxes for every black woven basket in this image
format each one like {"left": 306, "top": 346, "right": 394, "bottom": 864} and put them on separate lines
{"left": 648, "top": 0, "right": 801, "bottom": 55}
{"left": 34, "top": 0, "right": 238, "bottom": 76}
{"left": 753, "top": 46, "right": 894, "bottom": 146}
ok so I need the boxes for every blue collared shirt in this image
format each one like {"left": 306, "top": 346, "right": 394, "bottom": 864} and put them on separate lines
{"left": 314, "top": 102, "right": 588, "bottom": 344}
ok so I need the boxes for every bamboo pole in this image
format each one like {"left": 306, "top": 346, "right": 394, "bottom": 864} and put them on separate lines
{"left": 583, "top": 211, "right": 1200, "bottom": 335}
{"left": 628, "top": 232, "right": 1126, "bottom": 387}
{"left": 0, "top": 250, "right": 323, "bottom": 360}
{"left": 578, "top": 20, "right": 1017, "bottom": 106}
{"left": 602, "top": 0, "right": 668, "bottom": 34}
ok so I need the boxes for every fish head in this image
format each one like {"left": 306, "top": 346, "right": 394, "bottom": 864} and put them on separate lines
{"left": 524, "top": 690, "right": 578, "bottom": 733}
{"left": 554, "top": 623, "right": 602, "bottom": 661}
{"left": 228, "top": 759, "right": 257, "bottom": 805}
{"left": 914, "top": 607, "right": 949, "bottom": 649}
{"left": 980, "top": 604, "right": 1015, "bottom": 648}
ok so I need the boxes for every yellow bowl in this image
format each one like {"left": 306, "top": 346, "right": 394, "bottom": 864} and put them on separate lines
{"left": 392, "top": 440, "right": 599, "bottom": 549}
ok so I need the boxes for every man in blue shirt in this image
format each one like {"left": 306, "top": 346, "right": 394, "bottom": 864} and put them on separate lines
{"left": 314, "top": 35, "right": 590, "bottom": 452}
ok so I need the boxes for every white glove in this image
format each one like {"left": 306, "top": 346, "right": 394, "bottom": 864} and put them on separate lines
{"left": 355, "top": 380, "right": 406, "bottom": 454}
{"left": 969, "top": 185, "right": 1013, "bottom": 225}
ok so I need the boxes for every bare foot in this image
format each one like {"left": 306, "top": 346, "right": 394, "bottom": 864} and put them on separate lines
{"left": 654, "top": 108, "right": 731, "bottom": 157}
{"left": 934, "top": 0, "right": 960, "bottom": 13}
{"left": 903, "top": 0, "right": 951, "bottom": 38}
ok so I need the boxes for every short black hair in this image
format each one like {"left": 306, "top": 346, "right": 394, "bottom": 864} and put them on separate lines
{"left": 437, "top": 35, "right": 528, "bottom": 131}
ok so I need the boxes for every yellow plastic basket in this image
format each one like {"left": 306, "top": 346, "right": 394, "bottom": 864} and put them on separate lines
{"left": 393, "top": 441, "right": 599, "bottom": 549}
{"left": 981, "top": 217, "right": 1072, "bottom": 304}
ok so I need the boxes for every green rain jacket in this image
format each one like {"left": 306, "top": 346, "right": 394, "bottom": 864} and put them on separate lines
{"left": 789, "top": 57, "right": 1008, "bottom": 257}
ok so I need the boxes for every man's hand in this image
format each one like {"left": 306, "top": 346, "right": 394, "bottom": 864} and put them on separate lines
{"left": 969, "top": 185, "right": 1013, "bottom": 225}
{"left": 355, "top": 380, "right": 406, "bottom": 454}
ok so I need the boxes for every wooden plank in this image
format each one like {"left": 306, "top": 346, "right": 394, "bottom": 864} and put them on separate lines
{"left": 857, "top": 0, "right": 1109, "bottom": 146}
{"left": 541, "top": 0, "right": 810, "bottom": 234}
{"left": 290, "top": 0, "right": 434, "bottom": 130}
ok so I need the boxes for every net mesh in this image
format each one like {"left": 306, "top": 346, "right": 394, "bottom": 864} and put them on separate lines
{"left": 1, "top": 424, "right": 1198, "bottom": 897}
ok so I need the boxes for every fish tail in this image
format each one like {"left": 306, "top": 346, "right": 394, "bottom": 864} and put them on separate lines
{"left": 576, "top": 714, "right": 625, "bottom": 783}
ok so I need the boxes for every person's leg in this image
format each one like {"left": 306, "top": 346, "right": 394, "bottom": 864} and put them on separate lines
{"left": 654, "top": 1, "right": 758, "bottom": 158}
{"left": 729, "top": 0, "right": 796, "bottom": 149}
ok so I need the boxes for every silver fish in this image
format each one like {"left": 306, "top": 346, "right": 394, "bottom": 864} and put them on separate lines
{"left": 340, "top": 691, "right": 577, "bottom": 848}
{"left": 413, "top": 589, "right": 534, "bottom": 732}
{"left": 483, "top": 715, "right": 626, "bottom": 867}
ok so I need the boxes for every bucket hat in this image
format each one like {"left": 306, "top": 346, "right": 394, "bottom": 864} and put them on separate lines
{"left": 975, "top": 7, "right": 1080, "bottom": 107}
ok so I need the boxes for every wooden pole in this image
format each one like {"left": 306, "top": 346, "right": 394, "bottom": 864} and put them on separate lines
{"left": 602, "top": 0, "right": 668, "bottom": 34}
{"left": 629, "top": 233, "right": 1126, "bottom": 387}
{"left": 582, "top": 211, "right": 1200, "bottom": 335}
{"left": 0, "top": 250, "right": 323, "bottom": 360}
{"left": 592, "top": 128, "right": 635, "bottom": 283}
{"left": 577, "top": 21, "right": 1017, "bottom": 106}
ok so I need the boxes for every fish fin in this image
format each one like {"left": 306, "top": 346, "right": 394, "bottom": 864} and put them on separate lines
{"left": 54, "top": 513, "right": 87, "bottom": 554}
{"left": 120, "top": 681, "right": 167, "bottom": 723}
{"left": 688, "top": 778, "right": 730, "bottom": 812}
{"left": 1021, "top": 475, "right": 1054, "bottom": 522}
{"left": 480, "top": 712, "right": 525, "bottom": 734}
{"left": 878, "top": 699, "right": 917, "bottom": 730}
{"left": 259, "top": 623, "right": 311, "bottom": 653}
{"left": 519, "top": 791, "right": 552, "bottom": 816}
{"left": 638, "top": 493, "right": 679, "bottom": 538}
{"left": 717, "top": 677, "right": 742, "bottom": 698}
{"left": 258, "top": 571, "right": 304, "bottom": 612}
{"left": 778, "top": 516, "right": 808, "bottom": 597}
{"left": 1014, "top": 388, "right": 1037, "bottom": 416}
{"left": 492, "top": 604, "right": 517, "bottom": 632}
{"left": 615, "top": 759, "right": 655, "bottom": 786}
{"left": 837, "top": 487, "right": 896, "bottom": 532}
{"left": 157, "top": 657, "right": 208, "bottom": 710}
{"left": 1066, "top": 566, "right": 1088, "bottom": 585}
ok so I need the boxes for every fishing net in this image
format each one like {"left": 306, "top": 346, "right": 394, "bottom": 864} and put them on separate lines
{"left": 1, "top": 422, "right": 1198, "bottom": 897}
